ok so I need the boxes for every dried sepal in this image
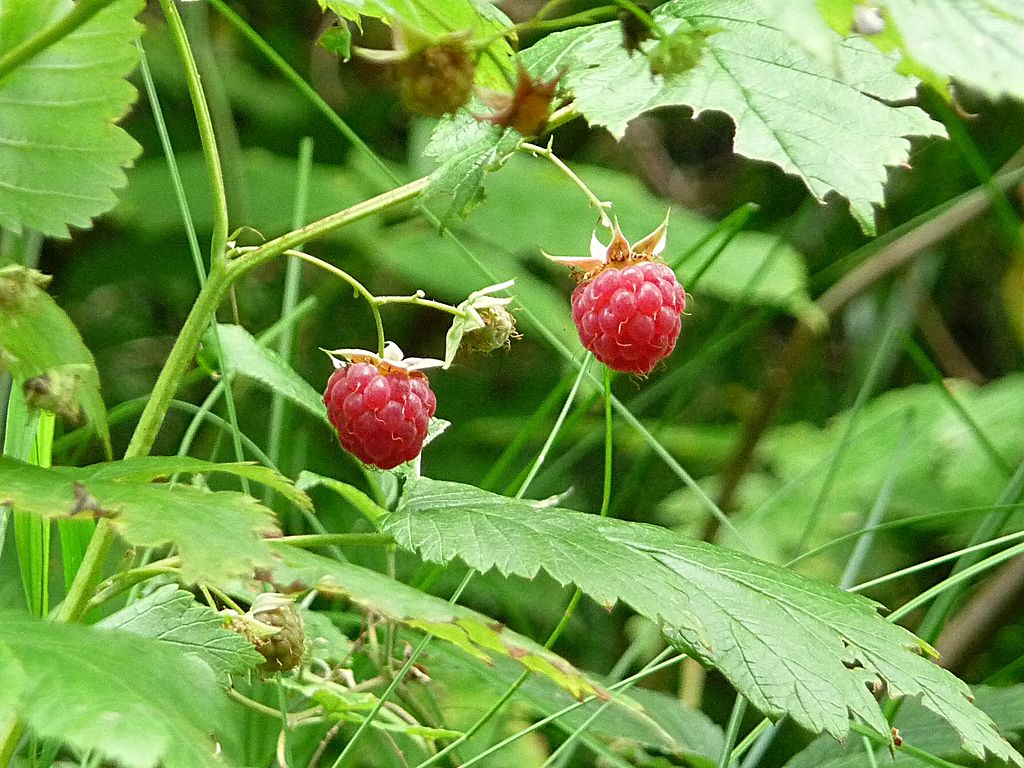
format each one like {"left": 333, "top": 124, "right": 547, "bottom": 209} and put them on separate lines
{"left": 545, "top": 213, "right": 670, "bottom": 280}
{"left": 324, "top": 341, "right": 444, "bottom": 374}
{"left": 476, "top": 62, "right": 562, "bottom": 137}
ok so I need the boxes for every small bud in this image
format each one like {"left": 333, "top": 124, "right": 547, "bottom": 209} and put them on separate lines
{"left": 462, "top": 304, "right": 519, "bottom": 355}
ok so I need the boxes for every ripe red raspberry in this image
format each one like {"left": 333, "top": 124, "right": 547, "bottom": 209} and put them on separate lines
{"left": 571, "top": 261, "right": 685, "bottom": 374}
{"left": 548, "top": 216, "right": 686, "bottom": 375}
{"left": 323, "top": 347, "right": 438, "bottom": 470}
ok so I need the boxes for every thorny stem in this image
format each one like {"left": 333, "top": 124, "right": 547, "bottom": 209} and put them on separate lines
{"left": 521, "top": 140, "right": 613, "bottom": 229}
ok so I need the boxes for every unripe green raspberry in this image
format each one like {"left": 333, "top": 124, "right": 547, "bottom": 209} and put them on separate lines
{"left": 397, "top": 42, "right": 476, "bottom": 118}
{"left": 462, "top": 305, "right": 519, "bottom": 354}
{"left": 253, "top": 604, "right": 305, "bottom": 673}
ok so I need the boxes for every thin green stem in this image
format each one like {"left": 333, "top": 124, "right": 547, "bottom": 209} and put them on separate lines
{"left": 850, "top": 724, "right": 968, "bottom": 768}
{"left": 718, "top": 697, "right": 748, "bottom": 768}
{"left": 516, "top": 356, "right": 593, "bottom": 497}
{"left": 886, "top": 538, "right": 1024, "bottom": 624}
{"left": 158, "top": 0, "right": 229, "bottom": 267}
{"left": 452, "top": 651, "right": 685, "bottom": 768}
{"left": 521, "top": 141, "right": 613, "bottom": 228}
{"left": 329, "top": 572, "right": 474, "bottom": 768}
{"left": 373, "top": 293, "right": 468, "bottom": 318}
{"left": 850, "top": 529, "right": 1024, "bottom": 594}
{"left": 0, "top": 0, "right": 119, "bottom": 79}
{"left": 281, "top": 533, "right": 395, "bottom": 548}
{"left": 267, "top": 137, "right": 315, "bottom": 514}
{"left": 230, "top": 179, "right": 429, "bottom": 279}
{"left": 273, "top": 248, "right": 385, "bottom": 355}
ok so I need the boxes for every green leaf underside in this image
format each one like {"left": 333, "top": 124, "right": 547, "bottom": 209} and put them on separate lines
{"left": 534, "top": 0, "right": 945, "bottom": 231}
{"left": 885, "top": 0, "right": 1024, "bottom": 102}
{"left": 428, "top": 0, "right": 946, "bottom": 233}
{"left": 0, "top": 0, "right": 143, "bottom": 238}
{"left": 98, "top": 584, "right": 264, "bottom": 684}
{"left": 0, "top": 456, "right": 280, "bottom": 584}
{"left": 264, "top": 544, "right": 599, "bottom": 700}
{"left": 784, "top": 685, "right": 1024, "bottom": 768}
{"left": 212, "top": 323, "right": 330, "bottom": 426}
{"left": 0, "top": 266, "right": 110, "bottom": 453}
{"left": 319, "top": 0, "right": 516, "bottom": 91}
{"left": 388, "top": 478, "right": 1023, "bottom": 765}
{"left": 759, "top": 0, "right": 1024, "bottom": 103}
{"left": 78, "top": 455, "right": 313, "bottom": 512}
{"left": 0, "top": 613, "right": 226, "bottom": 768}
{"left": 423, "top": 121, "right": 521, "bottom": 221}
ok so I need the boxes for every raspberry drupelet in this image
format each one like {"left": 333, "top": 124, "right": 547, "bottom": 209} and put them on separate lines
{"left": 323, "top": 343, "right": 440, "bottom": 470}
{"left": 549, "top": 216, "right": 686, "bottom": 375}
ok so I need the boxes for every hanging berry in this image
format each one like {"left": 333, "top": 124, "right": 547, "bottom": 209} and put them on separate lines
{"left": 323, "top": 343, "right": 441, "bottom": 469}
{"left": 548, "top": 217, "right": 686, "bottom": 375}
{"left": 396, "top": 38, "right": 478, "bottom": 117}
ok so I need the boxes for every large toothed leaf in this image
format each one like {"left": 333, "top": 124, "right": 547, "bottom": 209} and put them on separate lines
{"left": 264, "top": 544, "right": 599, "bottom": 700}
{"left": 99, "top": 584, "right": 264, "bottom": 684}
{"left": 0, "top": 0, "right": 143, "bottom": 238}
{"left": 0, "top": 266, "right": 110, "bottom": 453}
{"left": 318, "top": 0, "right": 515, "bottom": 90}
{"left": 77, "top": 456, "right": 313, "bottom": 513}
{"left": 0, "top": 613, "right": 228, "bottom": 768}
{"left": 0, "top": 456, "right": 280, "bottom": 584}
{"left": 884, "top": 0, "right": 1024, "bottom": 102}
{"left": 387, "top": 478, "right": 1024, "bottom": 766}
{"left": 525, "top": 0, "right": 945, "bottom": 232}
{"left": 759, "top": 0, "right": 1024, "bottom": 103}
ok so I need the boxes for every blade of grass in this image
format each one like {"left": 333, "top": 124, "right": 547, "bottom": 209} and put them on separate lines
{"left": 266, "top": 137, "right": 315, "bottom": 523}
{"left": 5, "top": 386, "right": 45, "bottom": 616}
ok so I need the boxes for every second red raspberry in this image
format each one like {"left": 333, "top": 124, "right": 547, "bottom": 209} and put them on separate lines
{"left": 571, "top": 261, "right": 686, "bottom": 375}
{"left": 324, "top": 363, "right": 437, "bottom": 470}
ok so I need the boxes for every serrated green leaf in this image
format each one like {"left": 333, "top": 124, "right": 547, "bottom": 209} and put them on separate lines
{"left": 318, "top": 0, "right": 515, "bottom": 91}
{"left": 211, "top": 323, "right": 329, "bottom": 425}
{"left": 885, "top": 0, "right": 1024, "bottom": 102}
{"left": 0, "top": 456, "right": 280, "bottom": 584}
{"left": 0, "top": 0, "right": 143, "bottom": 238}
{"left": 264, "top": 544, "right": 599, "bottom": 700}
{"left": 758, "top": 0, "right": 1024, "bottom": 103}
{"left": 423, "top": 121, "right": 521, "bottom": 223}
{"left": 0, "top": 266, "right": 110, "bottom": 454}
{"left": 0, "top": 613, "right": 228, "bottom": 768}
{"left": 76, "top": 456, "right": 312, "bottom": 513}
{"left": 388, "top": 478, "right": 1024, "bottom": 765}
{"left": 98, "top": 584, "right": 264, "bottom": 684}
{"left": 751, "top": 0, "right": 840, "bottom": 65}
{"left": 517, "top": 0, "right": 945, "bottom": 232}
